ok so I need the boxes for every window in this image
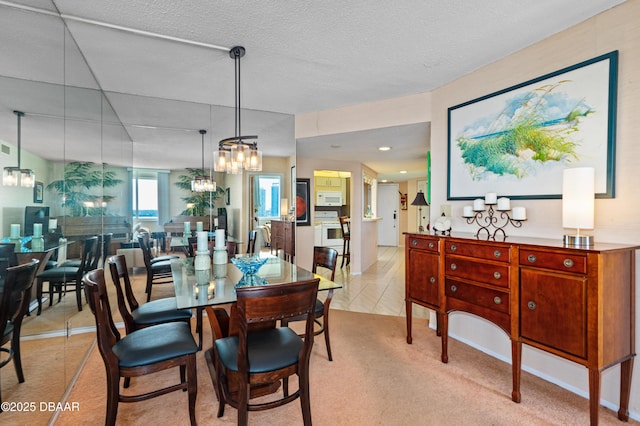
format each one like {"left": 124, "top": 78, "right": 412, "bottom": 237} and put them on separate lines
{"left": 132, "top": 172, "right": 158, "bottom": 219}
{"left": 253, "top": 175, "right": 282, "bottom": 221}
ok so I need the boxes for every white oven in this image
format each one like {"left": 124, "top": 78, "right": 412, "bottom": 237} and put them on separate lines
{"left": 314, "top": 211, "right": 344, "bottom": 254}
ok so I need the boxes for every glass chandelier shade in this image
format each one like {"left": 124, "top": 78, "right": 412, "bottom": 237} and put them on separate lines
{"left": 191, "top": 129, "right": 216, "bottom": 192}
{"left": 3, "top": 110, "right": 35, "bottom": 188}
{"left": 214, "top": 46, "right": 262, "bottom": 174}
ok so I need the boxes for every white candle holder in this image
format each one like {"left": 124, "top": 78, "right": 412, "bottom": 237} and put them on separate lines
{"left": 213, "top": 247, "right": 228, "bottom": 265}
{"left": 464, "top": 202, "right": 526, "bottom": 240}
{"left": 194, "top": 250, "right": 211, "bottom": 270}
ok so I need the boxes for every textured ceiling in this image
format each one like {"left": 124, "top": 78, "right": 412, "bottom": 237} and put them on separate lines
{"left": 0, "top": 0, "right": 626, "bottom": 181}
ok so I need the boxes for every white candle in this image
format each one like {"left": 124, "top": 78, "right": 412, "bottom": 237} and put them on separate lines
{"left": 497, "top": 197, "right": 511, "bottom": 211}
{"left": 48, "top": 219, "right": 58, "bottom": 231}
{"left": 512, "top": 207, "right": 527, "bottom": 221}
{"left": 10, "top": 224, "right": 20, "bottom": 238}
{"left": 485, "top": 192, "right": 497, "bottom": 204}
{"left": 462, "top": 205, "right": 474, "bottom": 218}
{"left": 33, "top": 223, "right": 43, "bottom": 237}
{"left": 473, "top": 198, "right": 485, "bottom": 211}
{"left": 196, "top": 221, "right": 203, "bottom": 232}
{"left": 197, "top": 231, "right": 208, "bottom": 252}
{"left": 215, "top": 229, "right": 225, "bottom": 248}
{"left": 183, "top": 221, "right": 191, "bottom": 235}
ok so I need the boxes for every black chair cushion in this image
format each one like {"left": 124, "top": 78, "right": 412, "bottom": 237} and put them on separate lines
{"left": 3, "top": 322, "right": 14, "bottom": 338}
{"left": 150, "top": 255, "right": 179, "bottom": 264}
{"left": 113, "top": 322, "right": 197, "bottom": 368}
{"left": 60, "top": 260, "right": 81, "bottom": 267}
{"left": 313, "top": 299, "right": 324, "bottom": 315}
{"left": 150, "top": 260, "right": 172, "bottom": 273}
{"left": 215, "top": 327, "right": 302, "bottom": 374}
{"left": 37, "top": 266, "right": 79, "bottom": 279}
{"left": 132, "top": 297, "right": 192, "bottom": 325}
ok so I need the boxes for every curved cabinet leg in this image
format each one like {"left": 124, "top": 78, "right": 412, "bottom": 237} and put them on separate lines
{"left": 440, "top": 312, "right": 449, "bottom": 364}
{"left": 511, "top": 339, "right": 521, "bottom": 403}
{"left": 406, "top": 300, "right": 413, "bottom": 344}
{"left": 617, "top": 357, "right": 634, "bottom": 422}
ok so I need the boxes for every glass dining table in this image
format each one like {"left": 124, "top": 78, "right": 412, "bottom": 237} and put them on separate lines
{"left": 171, "top": 255, "right": 342, "bottom": 349}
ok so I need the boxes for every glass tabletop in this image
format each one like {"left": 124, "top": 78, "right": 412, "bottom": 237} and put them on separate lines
{"left": 171, "top": 255, "right": 342, "bottom": 309}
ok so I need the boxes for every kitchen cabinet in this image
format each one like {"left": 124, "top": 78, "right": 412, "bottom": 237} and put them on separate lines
{"left": 315, "top": 177, "right": 342, "bottom": 188}
{"left": 404, "top": 232, "right": 638, "bottom": 425}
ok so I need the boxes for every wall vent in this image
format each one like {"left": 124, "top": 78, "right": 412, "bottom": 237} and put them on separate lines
{"left": 1, "top": 144, "right": 10, "bottom": 155}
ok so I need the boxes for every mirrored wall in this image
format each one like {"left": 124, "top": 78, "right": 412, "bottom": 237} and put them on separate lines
{"left": 0, "top": 1, "right": 295, "bottom": 410}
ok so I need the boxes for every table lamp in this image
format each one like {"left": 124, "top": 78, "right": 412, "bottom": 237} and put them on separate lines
{"left": 562, "top": 167, "right": 594, "bottom": 246}
{"left": 411, "top": 191, "right": 429, "bottom": 232}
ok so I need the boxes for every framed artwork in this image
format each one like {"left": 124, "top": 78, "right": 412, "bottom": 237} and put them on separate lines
{"left": 33, "top": 181, "right": 44, "bottom": 203}
{"left": 400, "top": 193, "right": 407, "bottom": 210}
{"left": 448, "top": 51, "right": 618, "bottom": 200}
{"left": 295, "top": 178, "right": 311, "bottom": 226}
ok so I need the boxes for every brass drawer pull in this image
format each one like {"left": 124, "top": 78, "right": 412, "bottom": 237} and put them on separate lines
{"left": 493, "top": 271, "right": 501, "bottom": 280}
{"left": 563, "top": 258, "right": 574, "bottom": 268}
{"left": 450, "top": 285, "right": 457, "bottom": 292}
{"left": 494, "top": 250, "right": 501, "bottom": 258}
{"left": 527, "top": 301, "right": 537, "bottom": 310}
{"left": 429, "top": 242, "right": 434, "bottom": 249}
{"left": 450, "top": 263, "right": 457, "bottom": 271}
{"left": 450, "top": 244, "right": 457, "bottom": 252}
{"left": 411, "top": 239, "right": 418, "bottom": 246}
{"left": 493, "top": 296, "right": 502, "bottom": 305}
{"left": 429, "top": 277, "right": 436, "bottom": 283}
{"left": 527, "top": 254, "right": 537, "bottom": 263}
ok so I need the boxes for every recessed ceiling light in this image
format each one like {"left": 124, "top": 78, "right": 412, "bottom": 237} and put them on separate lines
{"left": 378, "top": 146, "right": 391, "bottom": 151}
{"left": 400, "top": 170, "right": 407, "bottom": 174}
{"left": 330, "top": 144, "right": 341, "bottom": 149}
{"left": 380, "top": 179, "right": 388, "bottom": 183}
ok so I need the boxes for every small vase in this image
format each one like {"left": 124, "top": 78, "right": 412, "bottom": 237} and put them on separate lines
{"left": 213, "top": 247, "right": 228, "bottom": 265}
{"left": 194, "top": 251, "right": 211, "bottom": 270}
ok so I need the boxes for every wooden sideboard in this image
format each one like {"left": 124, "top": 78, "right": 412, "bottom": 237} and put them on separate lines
{"left": 58, "top": 216, "right": 130, "bottom": 257}
{"left": 405, "top": 232, "right": 638, "bottom": 425}
{"left": 271, "top": 220, "right": 295, "bottom": 261}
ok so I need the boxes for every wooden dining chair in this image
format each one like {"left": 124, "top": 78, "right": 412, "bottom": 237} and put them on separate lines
{"left": 0, "top": 259, "right": 39, "bottom": 410}
{"left": 339, "top": 216, "right": 350, "bottom": 267}
{"left": 107, "top": 254, "right": 192, "bottom": 334}
{"left": 246, "top": 229, "right": 257, "bottom": 254}
{"left": 35, "top": 236, "right": 98, "bottom": 314}
{"left": 139, "top": 232, "right": 179, "bottom": 263}
{"left": 209, "top": 279, "right": 320, "bottom": 426}
{"left": 0, "top": 243, "right": 17, "bottom": 279}
{"left": 138, "top": 235, "right": 174, "bottom": 302}
{"left": 82, "top": 268, "right": 198, "bottom": 426}
{"left": 282, "top": 246, "right": 339, "bottom": 361}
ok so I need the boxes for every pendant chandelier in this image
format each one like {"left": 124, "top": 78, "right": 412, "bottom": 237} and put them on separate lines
{"left": 213, "top": 46, "right": 262, "bottom": 174}
{"left": 3, "top": 110, "right": 35, "bottom": 187}
{"left": 191, "top": 129, "right": 216, "bottom": 192}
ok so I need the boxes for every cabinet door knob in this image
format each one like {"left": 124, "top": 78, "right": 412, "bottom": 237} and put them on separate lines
{"left": 493, "top": 271, "right": 501, "bottom": 280}
{"left": 450, "top": 263, "right": 457, "bottom": 271}
{"left": 411, "top": 239, "right": 418, "bottom": 246}
{"left": 527, "top": 254, "right": 537, "bottom": 263}
{"left": 429, "top": 242, "right": 434, "bottom": 249}
{"left": 563, "top": 258, "right": 574, "bottom": 268}
{"left": 450, "top": 285, "right": 458, "bottom": 292}
{"left": 450, "top": 244, "right": 457, "bottom": 252}
{"left": 527, "top": 301, "right": 537, "bottom": 310}
{"left": 494, "top": 250, "right": 501, "bottom": 258}
{"left": 429, "top": 277, "right": 436, "bottom": 283}
{"left": 493, "top": 296, "right": 502, "bottom": 305}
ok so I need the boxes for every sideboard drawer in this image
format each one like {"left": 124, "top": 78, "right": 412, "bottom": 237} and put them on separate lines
{"left": 444, "top": 240, "right": 510, "bottom": 262}
{"left": 444, "top": 279, "right": 510, "bottom": 315}
{"left": 444, "top": 256, "right": 510, "bottom": 288}
{"left": 519, "top": 249, "right": 586, "bottom": 274}
{"left": 408, "top": 236, "right": 439, "bottom": 252}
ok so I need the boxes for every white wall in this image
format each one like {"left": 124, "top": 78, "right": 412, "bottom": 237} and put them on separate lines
{"left": 296, "top": 0, "right": 640, "bottom": 419}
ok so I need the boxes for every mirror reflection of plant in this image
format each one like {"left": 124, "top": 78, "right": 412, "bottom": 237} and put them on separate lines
{"left": 175, "top": 168, "right": 225, "bottom": 216}
{"left": 46, "top": 162, "right": 123, "bottom": 217}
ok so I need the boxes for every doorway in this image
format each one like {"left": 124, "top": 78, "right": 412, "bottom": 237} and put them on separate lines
{"left": 377, "top": 183, "right": 399, "bottom": 246}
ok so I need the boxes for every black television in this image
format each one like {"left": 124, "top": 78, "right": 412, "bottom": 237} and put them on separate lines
{"left": 25, "top": 206, "right": 50, "bottom": 236}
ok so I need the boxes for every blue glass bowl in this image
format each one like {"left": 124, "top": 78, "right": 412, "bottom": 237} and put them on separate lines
{"left": 231, "top": 255, "right": 268, "bottom": 276}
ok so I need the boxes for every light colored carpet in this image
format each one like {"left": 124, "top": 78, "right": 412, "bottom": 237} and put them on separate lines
{"left": 54, "top": 310, "right": 636, "bottom": 426}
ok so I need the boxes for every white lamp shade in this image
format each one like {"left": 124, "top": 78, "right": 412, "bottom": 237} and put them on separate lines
{"left": 562, "top": 167, "right": 594, "bottom": 229}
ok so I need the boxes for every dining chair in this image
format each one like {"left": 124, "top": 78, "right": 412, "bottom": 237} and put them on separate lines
{"left": 225, "top": 241, "right": 237, "bottom": 260}
{"left": 0, "top": 242, "right": 17, "bottom": 279}
{"left": 139, "top": 232, "right": 179, "bottom": 263}
{"left": 282, "top": 246, "right": 339, "bottom": 361}
{"left": 246, "top": 229, "right": 257, "bottom": 254}
{"left": 35, "top": 236, "right": 98, "bottom": 314}
{"left": 138, "top": 235, "right": 174, "bottom": 302}
{"left": 61, "top": 233, "right": 111, "bottom": 268}
{"left": 107, "top": 254, "right": 192, "bottom": 334}
{"left": 208, "top": 278, "right": 319, "bottom": 426}
{"left": 82, "top": 268, "right": 198, "bottom": 426}
{"left": 339, "top": 216, "right": 350, "bottom": 267}
{"left": 0, "top": 259, "right": 39, "bottom": 410}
